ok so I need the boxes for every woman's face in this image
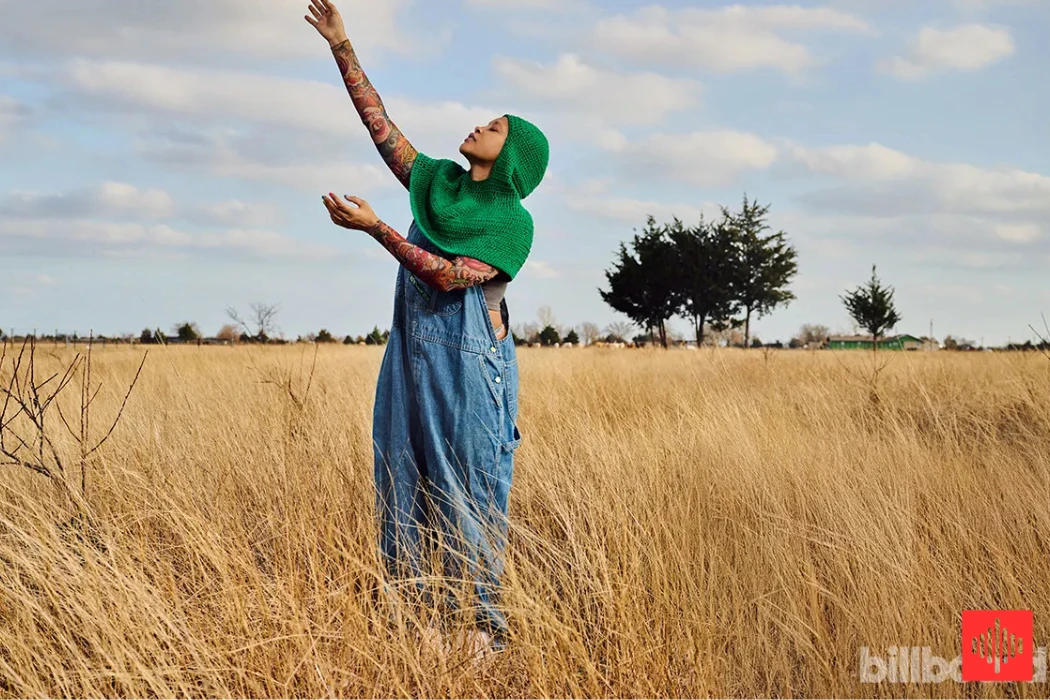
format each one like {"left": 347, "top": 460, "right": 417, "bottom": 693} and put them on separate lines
{"left": 460, "top": 116, "right": 509, "bottom": 163}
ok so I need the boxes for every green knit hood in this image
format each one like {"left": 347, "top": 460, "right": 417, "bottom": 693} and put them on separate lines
{"left": 408, "top": 113, "right": 550, "bottom": 280}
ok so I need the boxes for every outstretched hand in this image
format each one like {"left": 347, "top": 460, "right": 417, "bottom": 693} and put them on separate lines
{"left": 322, "top": 193, "right": 379, "bottom": 232}
{"left": 305, "top": 0, "right": 348, "bottom": 47}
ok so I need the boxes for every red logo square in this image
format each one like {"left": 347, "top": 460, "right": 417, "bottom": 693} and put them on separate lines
{"left": 962, "top": 610, "right": 1033, "bottom": 682}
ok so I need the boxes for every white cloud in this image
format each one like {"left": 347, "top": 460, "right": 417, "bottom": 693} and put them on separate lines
{"left": 0, "top": 218, "right": 339, "bottom": 261}
{"left": 0, "top": 95, "right": 29, "bottom": 142}
{"left": 995, "top": 223, "right": 1042, "bottom": 243}
{"left": 134, "top": 128, "right": 394, "bottom": 194}
{"left": 609, "top": 130, "right": 779, "bottom": 187}
{"left": 877, "top": 24, "right": 1014, "bottom": 79}
{"left": 789, "top": 142, "right": 1050, "bottom": 217}
{"left": 465, "top": 0, "right": 572, "bottom": 7}
{"left": 789, "top": 142, "right": 919, "bottom": 179}
{"left": 523, "top": 260, "right": 559, "bottom": 278}
{"left": 36, "top": 58, "right": 500, "bottom": 191}
{"left": 493, "top": 54, "right": 701, "bottom": 127}
{"left": 591, "top": 4, "right": 872, "bottom": 75}
{"left": 783, "top": 142, "right": 1050, "bottom": 263}
{"left": 189, "top": 200, "right": 283, "bottom": 229}
{"left": 0, "top": 182, "right": 175, "bottom": 220}
{"left": 907, "top": 246, "right": 1027, "bottom": 269}
{"left": 63, "top": 59, "right": 363, "bottom": 137}
{"left": 1, "top": 182, "right": 288, "bottom": 232}
{"left": 950, "top": 0, "right": 1044, "bottom": 11}
{"left": 565, "top": 180, "right": 720, "bottom": 225}
{"left": 53, "top": 58, "right": 498, "bottom": 172}
{"left": 0, "top": 0, "right": 410, "bottom": 62}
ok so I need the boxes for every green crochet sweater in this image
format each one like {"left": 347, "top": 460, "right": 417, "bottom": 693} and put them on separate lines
{"left": 408, "top": 114, "right": 549, "bottom": 280}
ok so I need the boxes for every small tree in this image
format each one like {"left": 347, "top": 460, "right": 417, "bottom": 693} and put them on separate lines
{"left": 174, "top": 322, "right": 201, "bottom": 342}
{"left": 604, "top": 322, "right": 633, "bottom": 344}
{"left": 841, "top": 265, "right": 901, "bottom": 358}
{"left": 537, "top": 305, "right": 557, "bottom": 330}
{"left": 343, "top": 334, "right": 355, "bottom": 345}
{"left": 226, "top": 302, "right": 280, "bottom": 343}
{"left": 579, "top": 322, "right": 601, "bottom": 346}
{"left": 538, "top": 326, "right": 560, "bottom": 346}
{"left": 797, "top": 324, "right": 830, "bottom": 349}
{"left": 316, "top": 329, "right": 336, "bottom": 343}
{"left": 514, "top": 322, "right": 540, "bottom": 345}
{"left": 364, "top": 326, "right": 385, "bottom": 346}
{"left": 563, "top": 329, "right": 580, "bottom": 345}
{"left": 139, "top": 328, "right": 155, "bottom": 345}
{"left": 216, "top": 324, "right": 240, "bottom": 343}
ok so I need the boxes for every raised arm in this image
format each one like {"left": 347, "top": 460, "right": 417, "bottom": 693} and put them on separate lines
{"left": 306, "top": 1, "right": 417, "bottom": 189}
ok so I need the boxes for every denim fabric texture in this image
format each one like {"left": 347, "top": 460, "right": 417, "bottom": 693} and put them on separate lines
{"left": 372, "top": 221, "right": 522, "bottom": 649}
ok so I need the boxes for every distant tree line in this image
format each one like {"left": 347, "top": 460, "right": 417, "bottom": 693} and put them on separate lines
{"left": 5, "top": 252, "right": 1049, "bottom": 352}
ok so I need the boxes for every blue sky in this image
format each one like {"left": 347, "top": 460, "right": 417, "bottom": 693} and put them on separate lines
{"left": 1, "top": 0, "right": 1047, "bottom": 345}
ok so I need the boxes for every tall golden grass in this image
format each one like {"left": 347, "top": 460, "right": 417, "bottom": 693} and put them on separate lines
{"left": 1, "top": 342, "right": 1048, "bottom": 697}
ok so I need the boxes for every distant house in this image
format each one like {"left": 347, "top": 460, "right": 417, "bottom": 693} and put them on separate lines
{"left": 827, "top": 334, "right": 925, "bottom": 351}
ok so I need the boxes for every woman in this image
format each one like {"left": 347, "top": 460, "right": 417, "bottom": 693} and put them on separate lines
{"left": 305, "top": 0, "right": 549, "bottom": 659}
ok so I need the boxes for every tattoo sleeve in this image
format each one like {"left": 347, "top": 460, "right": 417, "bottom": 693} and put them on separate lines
{"left": 331, "top": 40, "right": 417, "bottom": 189}
{"left": 367, "top": 220, "right": 500, "bottom": 291}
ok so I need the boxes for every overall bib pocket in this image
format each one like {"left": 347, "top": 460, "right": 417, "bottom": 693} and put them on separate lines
{"left": 407, "top": 272, "right": 463, "bottom": 316}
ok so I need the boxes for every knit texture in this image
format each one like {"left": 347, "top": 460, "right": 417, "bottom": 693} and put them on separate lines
{"left": 408, "top": 114, "right": 549, "bottom": 280}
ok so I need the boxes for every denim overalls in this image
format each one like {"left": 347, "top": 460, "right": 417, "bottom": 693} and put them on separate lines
{"left": 372, "top": 221, "right": 522, "bottom": 646}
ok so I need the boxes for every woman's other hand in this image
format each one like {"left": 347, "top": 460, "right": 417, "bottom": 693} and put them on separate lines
{"left": 322, "top": 193, "right": 379, "bottom": 231}
{"left": 304, "top": 0, "right": 348, "bottom": 47}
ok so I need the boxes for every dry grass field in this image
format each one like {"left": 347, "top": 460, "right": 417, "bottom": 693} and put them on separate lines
{"left": 1, "top": 342, "right": 1049, "bottom": 698}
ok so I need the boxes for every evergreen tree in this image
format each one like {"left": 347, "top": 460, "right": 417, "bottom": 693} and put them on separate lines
{"left": 723, "top": 196, "right": 798, "bottom": 348}
{"left": 667, "top": 216, "right": 739, "bottom": 346}
{"left": 365, "top": 326, "right": 385, "bottom": 345}
{"left": 841, "top": 265, "right": 902, "bottom": 357}
{"left": 538, "top": 325, "right": 560, "bottom": 346}
{"left": 174, "top": 322, "right": 201, "bottom": 342}
{"left": 599, "top": 217, "right": 682, "bottom": 348}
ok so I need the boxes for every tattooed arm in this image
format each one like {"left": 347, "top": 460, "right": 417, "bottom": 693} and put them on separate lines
{"left": 331, "top": 40, "right": 417, "bottom": 189}
{"left": 320, "top": 194, "right": 499, "bottom": 290}
{"left": 305, "top": 0, "right": 417, "bottom": 188}
{"left": 367, "top": 220, "right": 500, "bottom": 292}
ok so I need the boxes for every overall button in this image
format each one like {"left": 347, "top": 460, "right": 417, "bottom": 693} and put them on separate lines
{"left": 494, "top": 376, "right": 502, "bottom": 384}
{"left": 490, "top": 346, "right": 497, "bottom": 353}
